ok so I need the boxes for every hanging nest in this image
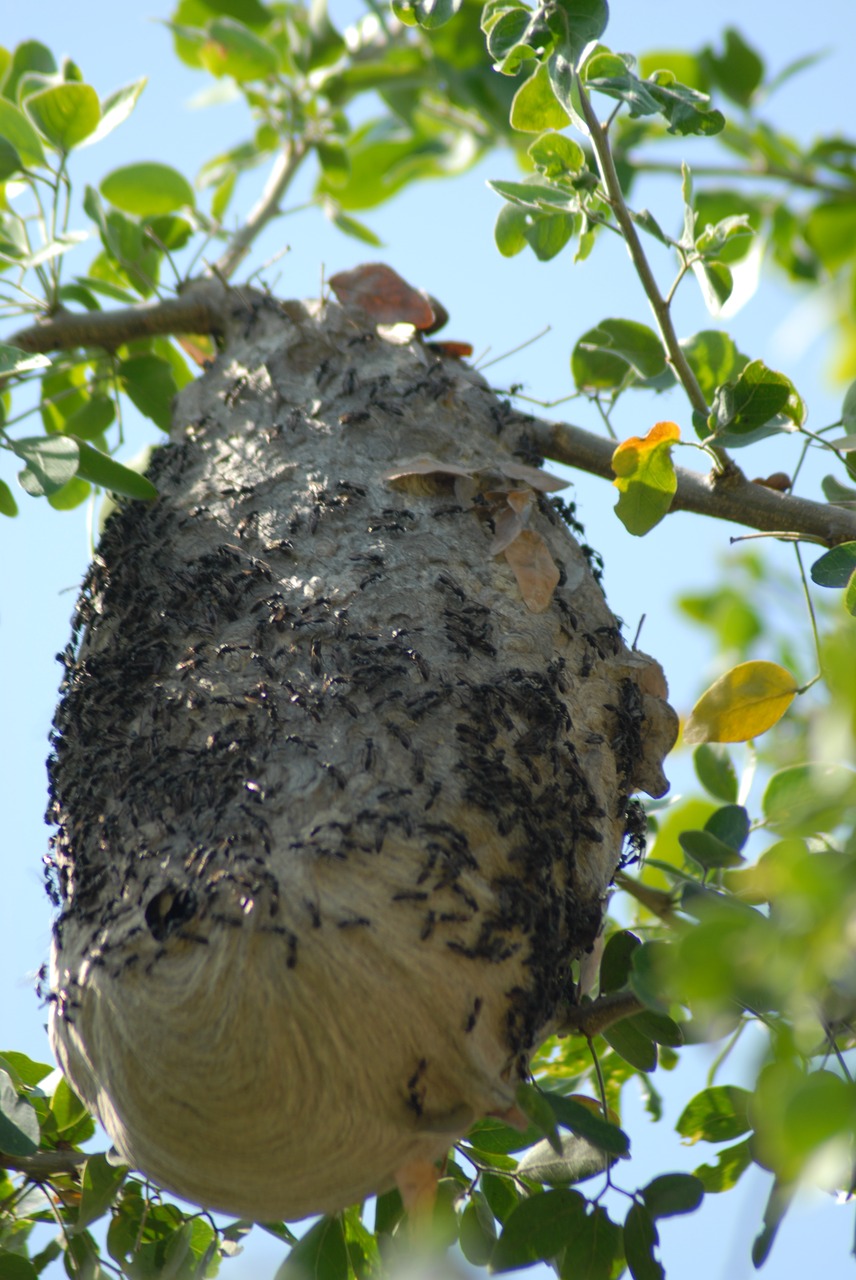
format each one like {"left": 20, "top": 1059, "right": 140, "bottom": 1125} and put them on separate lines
{"left": 46, "top": 281, "right": 677, "bottom": 1221}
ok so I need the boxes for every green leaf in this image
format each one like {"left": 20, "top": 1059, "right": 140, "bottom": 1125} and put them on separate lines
{"left": 0, "top": 479, "right": 19, "bottom": 516}
{"left": 274, "top": 1215, "right": 348, "bottom": 1280}
{"left": 528, "top": 131, "right": 585, "bottom": 178}
{"left": 49, "top": 1076, "right": 91, "bottom": 1141}
{"left": 804, "top": 200, "right": 856, "bottom": 273}
{"left": 0, "top": 97, "right": 46, "bottom": 166}
{"left": 25, "top": 82, "right": 100, "bottom": 150}
{"left": 392, "top": 0, "right": 462, "bottom": 30}
{"left": 603, "top": 1018, "right": 657, "bottom": 1072}
{"left": 5, "top": 39, "right": 57, "bottom": 103}
{"left": 0, "top": 1251, "right": 39, "bottom": 1280}
{"left": 0, "top": 136, "right": 22, "bottom": 181}
{"left": 810, "top": 541, "right": 856, "bottom": 588}
{"left": 328, "top": 209, "right": 383, "bottom": 248}
{"left": 101, "top": 162, "right": 194, "bottom": 216}
{"left": 611, "top": 421, "right": 679, "bottom": 536}
{"left": 544, "top": 1092, "right": 630, "bottom": 1158}
{"left": 600, "top": 929, "right": 641, "bottom": 992}
{"left": 623, "top": 1203, "right": 663, "bottom": 1280}
{"left": 631, "top": 1010, "right": 683, "bottom": 1047}
{"left": 0, "top": 1053, "right": 53, "bottom": 1089}
{"left": 676, "top": 1086, "right": 752, "bottom": 1144}
{"left": 0, "top": 343, "right": 51, "bottom": 376}
{"left": 557, "top": 1205, "right": 621, "bottom": 1280}
{"left": 47, "top": 476, "right": 92, "bottom": 511}
{"left": 145, "top": 214, "right": 194, "bottom": 252}
{"left": 679, "top": 829, "right": 745, "bottom": 871}
{"left": 515, "top": 1081, "right": 561, "bottom": 1152}
{"left": 211, "top": 169, "right": 236, "bottom": 222}
{"left": 495, "top": 203, "right": 529, "bottom": 257}
{"left": 523, "top": 210, "right": 576, "bottom": 260}
{"left": 845, "top": 570, "right": 856, "bottom": 617}
{"left": 119, "top": 354, "right": 178, "bottom": 430}
{"left": 762, "top": 763, "right": 856, "bottom": 836}
{"left": 822, "top": 474, "right": 856, "bottom": 507}
{"left": 511, "top": 61, "right": 571, "bottom": 132}
{"left": 710, "top": 358, "right": 804, "bottom": 438}
{"left": 701, "top": 28, "right": 763, "bottom": 106}
{"left": 752, "top": 1180, "right": 793, "bottom": 1269}
{"left": 550, "top": 0, "right": 609, "bottom": 69}
{"left": 459, "top": 1192, "right": 497, "bottom": 1265}
{"left": 492, "top": 1189, "right": 587, "bottom": 1272}
{"left": 481, "top": 1171, "right": 520, "bottom": 1224}
{"left": 62, "top": 394, "right": 115, "bottom": 441}
{"left": 14, "top": 434, "right": 79, "bottom": 496}
{"left": 201, "top": 17, "right": 279, "bottom": 81}
{"left": 573, "top": 319, "right": 666, "bottom": 391}
{"left": 75, "top": 1154, "right": 128, "bottom": 1232}
{"left": 693, "top": 1137, "right": 753, "bottom": 1192}
{"left": 516, "top": 1132, "right": 613, "bottom": 1187}
{"left": 693, "top": 744, "right": 738, "bottom": 802}
{"left": 74, "top": 442, "right": 158, "bottom": 500}
{"left": 641, "top": 1173, "right": 704, "bottom": 1219}
{"left": 692, "top": 259, "right": 733, "bottom": 312}
{"left": 0, "top": 1068, "right": 40, "bottom": 1156}
{"left": 315, "top": 141, "right": 350, "bottom": 187}
{"left": 84, "top": 78, "right": 147, "bottom": 147}
{"left": 705, "top": 804, "right": 749, "bottom": 851}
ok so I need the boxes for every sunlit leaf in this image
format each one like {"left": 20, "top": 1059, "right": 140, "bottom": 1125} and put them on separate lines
{"left": 683, "top": 660, "right": 798, "bottom": 744}
{"left": 0, "top": 343, "right": 51, "bottom": 376}
{"left": 25, "top": 82, "right": 100, "bottom": 150}
{"left": 101, "top": 162, "right": 194, "bottom": 215}
{"left": 13, "top": 434, "right": 79, "bottom": 496}
{"left": 200, "top": 17, "right": 279, "bottom": 81}
{"left": 0, "top": 1069, "right": 39, "bottom": 1156}
{"left": 611, "top": 421, "right": 679, "bottom": 536}
{"left": 676, "top": 1086, "right": 752, "bottom": 1144}
{"left": 693, "top": 1138, "right": 753, "bottom": 1193}
{"left": 762, "top": 763, "right": 856, "bottom": 835}
{"left": 0, "top": 97, "right": 46, "bottom": 166}
{"left": 511, "top": 61, "right": 571, "bottom": 132}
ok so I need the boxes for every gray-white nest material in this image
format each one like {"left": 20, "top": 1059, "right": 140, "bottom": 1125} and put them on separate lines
{"left": 47, "top": 292, "right": 677, "bottom": 1221}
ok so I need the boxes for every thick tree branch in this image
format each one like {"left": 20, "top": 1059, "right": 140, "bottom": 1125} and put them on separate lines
{"left": 0, "top": 1149, "right": 90, "bottom": 1178}
{"left": 520, "top": 413, "right": 856, "bottom": 547}
{"left": 8, "top": 279, "right": 231, "bottom": 355}
{"left": 8, "top": 283, "right": 855, "bottom": 548}
{"left": 559, "top": 991, "right": 645, "bottom": 1038}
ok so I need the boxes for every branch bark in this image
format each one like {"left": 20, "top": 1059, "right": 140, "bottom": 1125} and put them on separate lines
{"left": 559, "top": 991, "right": 645, "bottom": 1038}
{"left": 8, "top": 285, "right": 855, "bottom": 548}
{"left": 0, "top": 1149, "right": 89, "bottom": 1178}
{"left": 8, "top": 279, "right": 232, "bottom": 355}
{"left": 519, "top": 413, "right": 856, "bottom": 548}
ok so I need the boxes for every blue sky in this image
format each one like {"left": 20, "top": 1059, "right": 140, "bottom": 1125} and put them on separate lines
{"left": 3, "top": 3, "right": 855, "bottom": 1276}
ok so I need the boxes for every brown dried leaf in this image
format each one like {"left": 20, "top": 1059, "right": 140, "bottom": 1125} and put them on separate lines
{"left": 489, "top": 504, "right": 527, "bottom": 556}
{"left": 500, "top": 461, "right": 569, "bottom": 492}
{"left": 503, "top": 530, "right": 560, "bottom": 613}
{"left": 383, "top": 456, "right": 474, "bottom": 497}
{"left": 329, "top": 264, "right": 436, "bottom": 329}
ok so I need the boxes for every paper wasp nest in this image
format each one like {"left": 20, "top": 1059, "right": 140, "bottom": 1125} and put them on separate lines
{"left": 47, "top": 284, "right": 677, "bottom": 1221}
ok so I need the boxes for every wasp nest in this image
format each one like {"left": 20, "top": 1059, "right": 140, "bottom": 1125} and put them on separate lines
{"left": 47, "top": 286, "right": 677, "bottom": 1221}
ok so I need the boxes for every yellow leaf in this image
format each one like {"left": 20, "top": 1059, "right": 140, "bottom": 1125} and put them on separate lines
{"left": 683, "top": 661, "right": 799, "bottom": 745}
{"left": 611, "top": 421, "right": 681, "bottom": 535}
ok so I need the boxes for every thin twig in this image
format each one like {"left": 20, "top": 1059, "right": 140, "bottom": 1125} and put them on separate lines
{"left": 577, "top": 76, "right": 736, "bottom": 475}
{"left": 213, "top": 141, "right": 308, "bottom": 281}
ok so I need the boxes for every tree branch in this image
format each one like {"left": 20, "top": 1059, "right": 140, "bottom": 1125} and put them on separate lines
{"left": 213, "top": 140, "right": 308, "bottom": 281}
{"left": 520, "top": 412, "right": 856, "bottom": 547}
{"left": 559, "top": 991, "right": 645, "bottom": 1038}
{"left": 0, "top": 1149, "right": 90, "bottom": 1178}
{"left": 577, "top": 76, "right": 736, "bottom": 474}
{"left": 8, "top": 279, "right": 232, "bottom": 355}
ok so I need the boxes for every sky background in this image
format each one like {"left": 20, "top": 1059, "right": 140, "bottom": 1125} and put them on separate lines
{"left": 3, "top": 2, "right": 856, "bottom": 1277}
